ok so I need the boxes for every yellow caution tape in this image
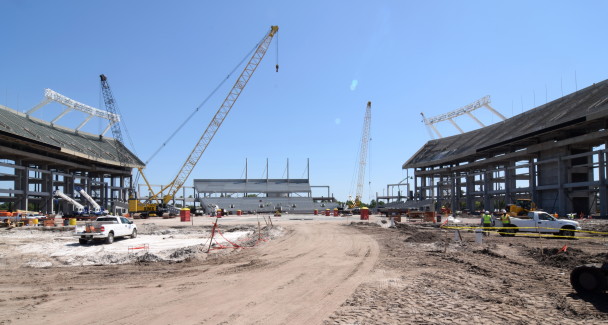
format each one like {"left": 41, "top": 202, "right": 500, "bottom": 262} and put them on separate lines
{"left": 441, "top": 225, "right": 608, "bottom": 239}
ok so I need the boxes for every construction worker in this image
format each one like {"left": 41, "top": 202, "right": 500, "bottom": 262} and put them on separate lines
{"left": 500, "top": 209, "right": 510, "bottom": 225}
{"left": 481, "top": 211, "right": 493, "bottom": 236}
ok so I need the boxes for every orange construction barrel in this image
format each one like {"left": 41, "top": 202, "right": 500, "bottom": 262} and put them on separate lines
{"left": 180, "top": 208, "right": 191, "bottom": 222}
{"left": 314, "top": 209, "right": 318, "bottom": 215}
{"left": 360, "top": 207, "right": 369, "bottom": 220}
{"left": 325, "top": 209, "right": 330, "bottom": 216}
{"left": 333, "top": 208, "right": 339, "bottom": 217}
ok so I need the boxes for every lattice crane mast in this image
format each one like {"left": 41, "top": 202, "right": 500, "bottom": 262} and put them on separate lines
{"left": 355, "top": 101, "right": 372, "bottom": 206}
{"left": 99, "top": 74, "right": 129, "bottom": 166}
{"left": 153, "top": 25, "right": 279, "bottom": 207}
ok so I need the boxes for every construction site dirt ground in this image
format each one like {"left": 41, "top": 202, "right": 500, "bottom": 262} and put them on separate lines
{"left": 1, "top": 214, "right": 607, "bottom": 324}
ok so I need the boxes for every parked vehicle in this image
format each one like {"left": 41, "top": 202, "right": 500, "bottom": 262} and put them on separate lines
{"left": 507, "top": 198, "right": 536, "bottom": 216}
{"left": 499, "top": 211, "right": 581, "bottom": 237}
{"left": 74, "top": 216, "right": 137, "bottom": 245}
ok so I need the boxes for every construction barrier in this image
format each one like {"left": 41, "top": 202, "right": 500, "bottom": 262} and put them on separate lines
{"left": 360, "top": 207, "right": 369, "bottom": 220}
{"left": 128, "top": 244, "right": 150, "bottom": 254}
{"left": 206, "top": 217, "right": 272, "bottom": 252}
{"left": 180, "top": 208, "right": 190, "bottom": 222}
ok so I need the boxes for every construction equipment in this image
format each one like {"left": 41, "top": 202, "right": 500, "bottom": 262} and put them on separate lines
{"left": 129, "top": 25, "right": 279, "bottom": 218}
{"left": 352, "top": 101, "right": 372, "bottom": 207}
{"left": 75, "top": 186, "right": 102, "bottom": 214}
{"left": 571, "top": 263, "right": 608, "bottom": 295}
{"left": 507, "top": 198, "right": 536, "bottom": 216}
{"left": 99, "top": 74, "right": 129, "bottom": 167}
{"left": 54, "top": 190, "right": 85, "bottom": 215}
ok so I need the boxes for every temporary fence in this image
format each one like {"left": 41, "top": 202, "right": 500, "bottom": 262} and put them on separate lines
{"left": 205, "top": 215, "right": 273, "bottom": 253}
{"left": 128, "top": 244, "right": 150, "bottom": 254}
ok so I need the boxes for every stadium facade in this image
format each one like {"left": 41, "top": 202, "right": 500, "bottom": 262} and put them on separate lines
{"left": 401, "top": 79, "right": 608, "bottom": 217}
{"left": 0, "top": 104, "right": 143, "bottom": 214}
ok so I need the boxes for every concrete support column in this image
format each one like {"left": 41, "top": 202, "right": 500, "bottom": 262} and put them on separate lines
{"left": 120, "top": 175, "right": 126, "bottom": 202}
{"left": 529, "top": 159, "right": 538, "bottom": 204}
{"left": 466, "top": 174, "right": 475, "bottom": 211}
{"left": 41, "top": 165, "right": 52, "bottom": 214}
{"left": 420, "top": 171, "right": 426, "bottom": 200}
{"left": 599, "top": 151, "right": 607, "bottom": 217}
{"left": 111, "top": 175, "right": 116, "bottom": 207}
{"left": 451, "top": 173, "right": 458, "bottom": 216}
{"left": 16, "top": 164, "right": 29, "bottom": 211}
{"left": 483, "top": 169, "right": 492, "bottom": 211}
{"left": 504, "top": 161, "right": 515, "bottom": 205}
{"left": 101, "top": 177, "right": 107, "bottom": 211}
{"left": 558, "top": 158, "right": 568, "bottom": 216}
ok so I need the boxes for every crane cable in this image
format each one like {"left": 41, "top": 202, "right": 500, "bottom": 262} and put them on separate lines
{"left": 133, "top": 41, "right": 262, "bottom": 190}
{"left": 275, "top": 31, "right": 279, "bottom": 72}
{"left": 143, "top": 39, "right": 264, "bottom": 167}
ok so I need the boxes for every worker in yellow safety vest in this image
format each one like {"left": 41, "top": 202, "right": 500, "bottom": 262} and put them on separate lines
{"left": 481, "top": 211, "right": 493, "bottom": 236}
{"left": 500, "top": 209, "right": 510, "bottom": 225}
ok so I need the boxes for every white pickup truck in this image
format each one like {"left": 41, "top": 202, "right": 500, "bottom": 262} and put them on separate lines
{"left": 74, "top": 216, "right": 137, "bottom": 245}
{"left": 499, "top": 211, "right": 581, "bottom": 237}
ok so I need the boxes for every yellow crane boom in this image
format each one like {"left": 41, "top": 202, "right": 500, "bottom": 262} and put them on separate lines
{"left": 155, "top": 25, "right": 278, "bottom": 205}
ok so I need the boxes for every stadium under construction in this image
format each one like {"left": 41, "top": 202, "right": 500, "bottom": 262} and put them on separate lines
{"left": 2, "top": 78, "right": 608, "bottom": 218}
{"left": 0, "top": 89, "right": 143, "bottom": 215}
{"left": 384, "top": 79, "right": 608, "bottom": 218}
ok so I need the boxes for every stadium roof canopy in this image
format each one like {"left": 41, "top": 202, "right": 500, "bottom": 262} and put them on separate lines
{"left": 404, "top": 79, "right": 608, "bottom": 169}
{"left": 194, "top": 179, "right": 311, "bottom": 194}
{"left": 0, "top": 105, "right": 144, "bottom": 168}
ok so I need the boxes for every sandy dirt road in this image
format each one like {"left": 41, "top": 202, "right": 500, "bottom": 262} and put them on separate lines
{"left": 0, "top": 221, "right": 379, "bottom": 325}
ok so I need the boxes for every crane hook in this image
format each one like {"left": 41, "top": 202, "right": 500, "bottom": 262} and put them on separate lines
{"left": 276, "top": 64, "right": 279, "bottom": 72}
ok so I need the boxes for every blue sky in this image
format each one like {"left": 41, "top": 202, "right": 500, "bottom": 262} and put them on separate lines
{"left": 1, "top": 0, "right": 607, "bottom": 202}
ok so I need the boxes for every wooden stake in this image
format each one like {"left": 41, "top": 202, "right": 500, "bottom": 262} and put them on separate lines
{"left": 206, "top": 218, "right": 218, "bottom": 253}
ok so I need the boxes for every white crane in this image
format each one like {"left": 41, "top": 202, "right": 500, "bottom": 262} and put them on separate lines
{"left": 53, "top": 190, "right": 85, "bottom": 213}
{"left": 355, "top": 101, "right": 372, "bottom": 206}
{"left": 75, "top": 186, "right": 102, "bottom": 214}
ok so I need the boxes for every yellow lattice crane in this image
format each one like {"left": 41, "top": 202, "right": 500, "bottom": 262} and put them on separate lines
{"left": 130, "top": 25, "right": 279, "bottom": 218}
